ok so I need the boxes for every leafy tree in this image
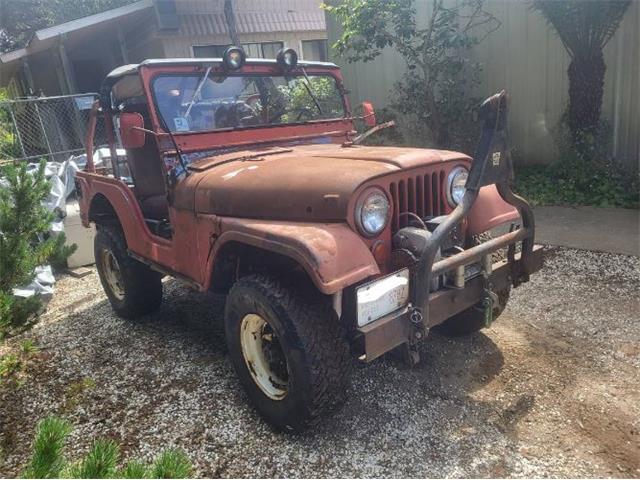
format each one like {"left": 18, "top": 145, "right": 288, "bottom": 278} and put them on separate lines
{"left": 23, "top": 416, "right": 193, "bottom": 479}
{"left": 278, "top": 76, "right": 344, "bottom": 122}
{"left": 0, "top": 0, "right": 136, "bottom": 53}
{"left": 530, "top": 0, "right": 631, "bottom": 155}
{"left": 0, "top": 161, "right": 75, "bottom": 338}
{"left": 323, "top": 0, "right": 500, "bottom": 151}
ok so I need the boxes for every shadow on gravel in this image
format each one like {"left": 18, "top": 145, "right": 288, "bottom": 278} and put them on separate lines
{"left": 1, "top": 279, "right": 513, "bottom": 477}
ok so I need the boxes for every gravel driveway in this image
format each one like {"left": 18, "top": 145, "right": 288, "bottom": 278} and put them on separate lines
{"left": 1, "top": 247, "right": 639, "bottom": 478}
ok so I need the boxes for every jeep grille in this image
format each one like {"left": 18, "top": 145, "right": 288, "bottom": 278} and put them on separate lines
{"left": 389, "top": 170, "right": 447, "bottom": 232}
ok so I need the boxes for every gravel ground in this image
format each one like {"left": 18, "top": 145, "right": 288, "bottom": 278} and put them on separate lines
{"left": 1, "top": 247, "right": 639, "bottom": 478}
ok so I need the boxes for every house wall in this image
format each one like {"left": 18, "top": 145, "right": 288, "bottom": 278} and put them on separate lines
{"left": 160, "top": 30, "right": 327, "bottom": 59}
{"left": 327, "top": 0, "right": 639, "bottom": 171}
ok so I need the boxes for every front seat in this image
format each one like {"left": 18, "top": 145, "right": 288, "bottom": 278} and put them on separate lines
{"left": 120, "top": 104, "right": 169, "bottom": 220}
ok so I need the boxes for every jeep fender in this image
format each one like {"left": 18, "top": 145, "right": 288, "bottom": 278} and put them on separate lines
{"left": 77, "top": 173, "right": 173, "bottom": 257}
{"left": 467, "top": 185, "right": 520, "bottom": 235}
{"left": 206, "top": 217, "right": 380, "bottom": 295}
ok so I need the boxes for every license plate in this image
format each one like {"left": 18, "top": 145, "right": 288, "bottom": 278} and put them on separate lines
{"left": 356, "top": 269, "right": 410, "bottom": 327}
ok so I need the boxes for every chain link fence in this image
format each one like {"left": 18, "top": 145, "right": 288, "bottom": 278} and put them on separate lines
{"left": 0, "top": 93, "right": 107, "bottom": 164}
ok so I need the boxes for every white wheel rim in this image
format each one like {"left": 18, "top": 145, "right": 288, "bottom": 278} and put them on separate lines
{"left": 240, "top": 313, "right": 289, "bottom": 401}
{"left": 101, "top": 249, "right": 125, "bottom": 300}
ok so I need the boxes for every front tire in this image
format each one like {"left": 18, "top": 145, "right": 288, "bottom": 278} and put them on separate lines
{"left": 224, "top": 274, "right": 350, "bottom": 432}
{"left": 94, "top": 225, "right": 163, "bottom": 319}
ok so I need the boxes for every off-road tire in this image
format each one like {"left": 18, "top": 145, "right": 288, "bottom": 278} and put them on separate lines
{"left": 224, "top": 274, "right": 350, "bottom": 432}
{"left": 94, "top": 225, "right": 163, "bottom": 319}
{"left": 434, "top": 231, "right": 510, "bottom": 337}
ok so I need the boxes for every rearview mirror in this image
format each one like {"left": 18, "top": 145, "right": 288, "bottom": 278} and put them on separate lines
{"left": 119, "top": 112, "right": 145, "bottom": 149}
{"left": 362, "top": 101, "right": 376, "bottom": 127}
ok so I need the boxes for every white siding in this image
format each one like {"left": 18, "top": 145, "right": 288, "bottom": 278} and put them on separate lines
{"left": 327, "top": 0, "right": 639, "bottom": 171}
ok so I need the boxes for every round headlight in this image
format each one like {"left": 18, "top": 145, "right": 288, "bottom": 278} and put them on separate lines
{"left": 223, "top": 46, "right": 246, "bottom": 70}
{"left": 447, "top": 166, "right": 469, "bottom": 207}
{"left": 276, "top": 48, "right": 298, "bottom": 70}
{"left": 356, "top": 189, "right": 390, "bottom": 237}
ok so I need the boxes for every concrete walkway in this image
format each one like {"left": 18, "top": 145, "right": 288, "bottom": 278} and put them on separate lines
{"left": 533, "top": 206, "right": 639, "bottom": 256}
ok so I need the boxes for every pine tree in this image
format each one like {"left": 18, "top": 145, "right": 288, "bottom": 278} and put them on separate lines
{"left": 23, "top": 416, "right": 193, "bottom": 478}
{"left": 0, "top": 160, "right": 75, "bottom": 337}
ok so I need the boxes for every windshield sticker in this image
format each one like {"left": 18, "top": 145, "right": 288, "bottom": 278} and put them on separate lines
{"left": 173, "top": 117, "right": 190, "bottom": 132}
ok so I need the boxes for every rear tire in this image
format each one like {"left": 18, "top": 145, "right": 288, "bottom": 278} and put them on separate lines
{"left": 224, "top": 274, "right": 350, "bottom": 432}
{"left": 94, "top": 225, "right": 163, "bottom": 319}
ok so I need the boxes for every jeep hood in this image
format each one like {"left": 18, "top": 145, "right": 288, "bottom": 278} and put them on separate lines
{"left": 174, "top": 144, "right": 470, "bottom": 220}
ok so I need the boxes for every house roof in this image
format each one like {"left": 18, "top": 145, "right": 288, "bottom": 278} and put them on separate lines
{"left": 0, "top": 0, "right": 153, "bottom": 66}
{"left": 177, "top": 10, "right": 326, "bottom": 37}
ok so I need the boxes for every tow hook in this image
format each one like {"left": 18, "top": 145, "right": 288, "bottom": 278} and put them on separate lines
{"left": 409, "top": 306, "right": 423, "bottom": 325}
{"left": 393, "top": 304, "right": 423, "bottom": 366}
{"left": 409, "top": 306, "right": 426, "bottom": 340}
{"left": 482, "top": 289, "right": 500, "bottom": 328}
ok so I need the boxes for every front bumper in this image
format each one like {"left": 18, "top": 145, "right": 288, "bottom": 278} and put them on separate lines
{"left": 357, "top": 246, "right": 543, "bottom": 361}
{"left": 356, "top": 90, "right": 540, "bottom": 362}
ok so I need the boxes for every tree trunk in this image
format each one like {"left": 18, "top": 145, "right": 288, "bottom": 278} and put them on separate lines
{"left": 567, "top": 51, "right": 606, "bottom": 139}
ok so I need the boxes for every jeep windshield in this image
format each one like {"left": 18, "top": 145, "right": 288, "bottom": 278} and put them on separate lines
{"left": 152, "top": 73, "right": 346, "bottom": 133}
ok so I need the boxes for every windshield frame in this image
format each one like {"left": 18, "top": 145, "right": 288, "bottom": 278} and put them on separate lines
{"left": 149, "top": 71, "right": 348, "bottom": 136}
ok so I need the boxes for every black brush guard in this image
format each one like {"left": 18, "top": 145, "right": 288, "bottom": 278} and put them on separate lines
{"left": 409, "top": 91, "right": 537, "bottom": 325}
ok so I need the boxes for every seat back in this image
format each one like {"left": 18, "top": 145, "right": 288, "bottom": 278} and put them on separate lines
{"left": 119, "top": 100, "right": 168, "bottom": 211}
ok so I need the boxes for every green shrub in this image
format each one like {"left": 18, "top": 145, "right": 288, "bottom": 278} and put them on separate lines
{"left": 65, "top": 440, "right": 120, "bottom": 479}
{"left": 22, "top": 416, "right": 193, "bottom": 479}
{"left": 515, "top": 156, "right": 639, "bottom": 208}
{"left": 22, "top": 417, "right": 71, "bottom": 479}
{"left": 150, "top": 449, "right": 193, "bottom": 479}
{"left": 0, "top": 338, "right": 40, "bottom": 385}
{"left": 324, "top": 0, "right": 499, "bottom": 153}
{"left": 0, "top": 160, "right": 76, "bottom": 338}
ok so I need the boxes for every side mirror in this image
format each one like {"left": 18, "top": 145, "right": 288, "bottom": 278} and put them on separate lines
{"left": 362, "top": 101, "right": 376, "bottom": 127}
{"left": 119, "top": 112, "right": 145, "bottom": 148}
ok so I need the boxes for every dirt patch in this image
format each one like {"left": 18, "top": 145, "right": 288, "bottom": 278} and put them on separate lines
{"left": 0, "top": 248, "right": 638, "bottom": 477}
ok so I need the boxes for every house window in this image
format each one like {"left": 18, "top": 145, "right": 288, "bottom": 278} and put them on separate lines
{"left": 301, "top": 39, "right": 328, "bottom": 62}
{"left": 193, "top": 42, "right": 284, "bottom": 59}
{"left": 259, "top": 42, "right": 284, "bottom": 58}
{"left": 193, "top": 44, "right": 230, "bottom": 58}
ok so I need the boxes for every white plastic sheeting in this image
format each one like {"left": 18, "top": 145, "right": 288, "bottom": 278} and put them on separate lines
{"left": 4, "top": 148, "right": 117, "bottom": 301}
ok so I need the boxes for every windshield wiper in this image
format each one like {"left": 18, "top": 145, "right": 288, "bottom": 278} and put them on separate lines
{"left": 183, "top": 66, "right": 212, "bottom": 119}
{"left": 300, "top": 67, "right": 322, "bottom": 115}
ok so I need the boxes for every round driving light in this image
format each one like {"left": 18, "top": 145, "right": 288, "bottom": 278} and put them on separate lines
{"left": 447, "top": 166, "right": 469, "bottom": 207}
{"left": 223, "top": 46, "right": 246, "bottom": 70}
{"left": 277, "top": 48, "right": 298, "bottom": 70}
{"left": 356, "top": 189, "right": 390, "bottom": 237}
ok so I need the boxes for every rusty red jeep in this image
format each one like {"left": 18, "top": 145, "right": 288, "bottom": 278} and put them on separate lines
{"left": 76, "top": 47, "right": 542, "bottom": 432}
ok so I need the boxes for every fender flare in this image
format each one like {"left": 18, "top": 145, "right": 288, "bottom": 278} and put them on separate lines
{"left": 205, "top": 218, "right": 380, "bottom": 295}
{"left": 77, "top": 173, "right": 173, "bottom": 258}
{"left": 467, "top": 185, "right": 520, "bottom": 235}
